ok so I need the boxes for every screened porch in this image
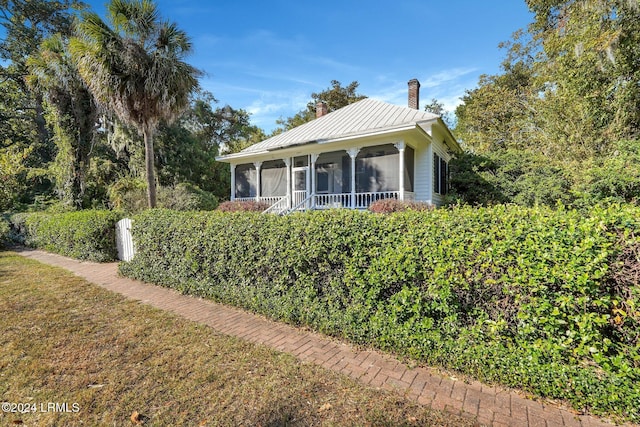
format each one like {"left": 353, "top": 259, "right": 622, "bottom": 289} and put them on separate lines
{"left": 231, "top": 143, "right": 415, "bottom": 213}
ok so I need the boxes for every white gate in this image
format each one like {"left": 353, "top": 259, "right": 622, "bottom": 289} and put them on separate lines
{"left": 115, "top": 218, "right": 135, "bottom": 261}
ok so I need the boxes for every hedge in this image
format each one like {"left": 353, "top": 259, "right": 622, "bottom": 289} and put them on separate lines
{"left": 10, "top": 210, "right": 122, "bottom": 262}
{"left": 120, "top": 205, "right": 640, "bottom": 421}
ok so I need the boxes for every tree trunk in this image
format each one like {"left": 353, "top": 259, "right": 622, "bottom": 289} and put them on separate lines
{"left": 143, "top": 128, "right": 157, "bottom": 208}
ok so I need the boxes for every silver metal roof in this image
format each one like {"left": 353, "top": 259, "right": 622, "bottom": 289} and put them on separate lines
{"left": 238, "top": 98, "right": 439, "bottom": 155}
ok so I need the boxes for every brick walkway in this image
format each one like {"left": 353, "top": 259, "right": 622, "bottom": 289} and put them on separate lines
{"left": 14, "top": 249, "right": 632, "bottom": 427}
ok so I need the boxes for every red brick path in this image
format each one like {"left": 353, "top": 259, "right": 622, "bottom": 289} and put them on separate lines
{"left": 15, "top": 249, "right": 633, "bottom": 427}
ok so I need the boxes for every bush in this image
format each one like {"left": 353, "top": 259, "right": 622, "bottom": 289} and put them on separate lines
{"left": 216, "top": 200, "right": 270, "bottom": 212}
{"left": 0, "top": 216, "right": 10, "bottom": 247}
{"left": 109, "top": 178, "right": 218, "bottom": 213}
{"left": 13, "top": 210, "right": 122, "bottom": 261}
{"left": 119, "top": 205, "right": 640, "bottom": 421}
{"left": 368, "top": 199, "right": 433, "bottom": 213}
{"left": 448, "top": 150, "right": 574, "bottom": 206}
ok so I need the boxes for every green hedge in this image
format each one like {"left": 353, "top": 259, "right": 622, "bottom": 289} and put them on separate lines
{"left": 11, "top": 210, "right": 122, "bottom": 262}
{"left": 120, "top": 205, "right": 640, "bottom": 421}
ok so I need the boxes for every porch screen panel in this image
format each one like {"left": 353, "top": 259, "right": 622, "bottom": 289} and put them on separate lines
{"left": 235, "top": 164, "right": 256, "bottom": 198}
{"left": 261, "top": 160, "right": 287, "bottom": 197}
{"left": 404, "top": 146, "right": 414, "bottom": 192}
{"left": 356, "top": 145, "right": 399, "bottom": 192}
{"left": 317, "top": 151, "right": 349, "bottom": 193}
{"left": 342, "top": 154, "right": 351, "bottom": 192}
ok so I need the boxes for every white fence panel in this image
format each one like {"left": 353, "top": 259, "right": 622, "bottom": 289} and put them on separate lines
{"left": 115, "top": 218, "right": 135, "bottom": 262}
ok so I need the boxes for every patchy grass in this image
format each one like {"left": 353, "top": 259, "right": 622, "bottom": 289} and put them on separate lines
{"left": 0, "top": 252, "right": 473, "bottom": 426}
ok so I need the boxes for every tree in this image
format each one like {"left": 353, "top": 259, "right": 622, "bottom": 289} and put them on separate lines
{"left": 423, "top": 97, "right": 455, "bottom": 128}
{"left": 455, "top": 59, "right": 538, "bottom": 154}
{"left": 0, "top": 145, "right": 32, "bottom": 210}
{"left": 0, "top": 0, "right": 81, "bottom": 152}
{"left": 275, "top": 80, "right": 366, "bottom": 132}
{"left": 524, "top": 0, "right": 640, "bottom": 155}
{"left": 27, "top": 34, "right": 99, "bottom": 208}
{"left": 70, "top": 0, "right": 201, "bottom": 208}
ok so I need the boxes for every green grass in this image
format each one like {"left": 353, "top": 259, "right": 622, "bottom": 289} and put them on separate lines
{"left": 0, "top": 251, "right": 474, "bottom": 426}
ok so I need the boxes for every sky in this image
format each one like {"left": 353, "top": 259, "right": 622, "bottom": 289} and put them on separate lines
{"left": 84, "top": 1, "right": 535, "bottom": 133}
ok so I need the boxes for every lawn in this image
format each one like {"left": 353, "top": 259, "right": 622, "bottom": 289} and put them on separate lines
{"left": 0, "top": 251, "right": 474, "bottom": 426}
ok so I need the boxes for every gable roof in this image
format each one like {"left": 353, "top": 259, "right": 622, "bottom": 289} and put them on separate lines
{"left": 219, "top": 98, "right": 442, "bottom": 160}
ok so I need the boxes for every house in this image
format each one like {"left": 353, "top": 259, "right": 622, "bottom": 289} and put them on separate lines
{"left": 216, "top": 79, "right": 462, "bottom": 213}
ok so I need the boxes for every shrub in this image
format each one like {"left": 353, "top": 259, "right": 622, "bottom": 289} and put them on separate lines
{"left": 7, "top": 212, "right": 30, "bottom": 244}
{"left": 120, "top": 205, "right": 640, "bottom": 421}
{"left": 0, "top": 216, "right": 10, "bottom": 247}
{"left": 15, "top": 210, "right": 121, "bottom": 261}
{"left": 216, "top": 200, "right": 270, "bottom": 212}
{"left": 368, "top": 199, "right": 433, "bottom": 213}
{"left": 109, "top": 178, "right": 218, "bottom": 213}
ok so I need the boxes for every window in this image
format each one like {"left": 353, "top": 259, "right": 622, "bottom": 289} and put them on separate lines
{"left": 433, "top": 153, "right": 448, "bottom": 195}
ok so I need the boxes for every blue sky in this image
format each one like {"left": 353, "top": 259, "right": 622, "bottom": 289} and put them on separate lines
{"left": 85, "top": 1, "right": 534, "bottom": 132}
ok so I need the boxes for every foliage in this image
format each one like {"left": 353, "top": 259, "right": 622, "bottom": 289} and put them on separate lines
{"left": 70, "top": 0, "right": 201, "bottom": 208}
{"left": 102, "top": 91, "right": 236, "bottom": 203}
{"left": 457, "top": 0, "right": 640, "bottom": 160}
{"left": 423, "top": 98, "right": 454, "bottom": 128}
{"left": 526, "top": 0, "right": 640, "bottom": 145}
{"left": 448, "top": 142, "right": 640, "bottom": 208}
{"left": 274, "top": 80, "right": 366, "bottom": 133}
{"left": 121, "top": 206, "right": 640, "bottom": 421}
{"left": 0, "top": 216, "right": 9, "bottom": 247}
{"left": 0, "top": 145, "right": 33, "bottom": 211}
{"left": 368, "top": 199, "right": 433, "bottom": 213}
{"left": 111, "top": 182, "right": 218, "bottom": 214}
{"left": 216, "top": 200, "right": 270, "bottom": 212}
{"left": 454, "top": 59, "right": 538, "bottom": 154}
{"left": 448, "top": 149, "right": 574, "bottom": 207}
{"left": 0, "top": 0, "right": 81, "bottom": 207}
{"left": 573, "top": 140, "right": 640, "bottom": 205}
{"left": 12, "top": 210, "right": 121, "bottom": 261}
{"left": 26, "top": 34, "right": 100, "bottom": 209}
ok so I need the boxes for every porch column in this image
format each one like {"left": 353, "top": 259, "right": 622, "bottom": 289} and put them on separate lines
{"left": 394, "top": 142, "right": 406, "bottom": 201}
{"left": 230, "top": 164, "right": 236, "bottom": 201}
{"left": 347, "top": 148, "right": 360, "bottom": 208}
{"left": 253, "top": 161, "right": 262, "bottom": 202}
{"left": 284, "top": 158, "right": 291, "bottom": 208}
{"left": 310, "top": 153, "right": 319, "bottom": 208}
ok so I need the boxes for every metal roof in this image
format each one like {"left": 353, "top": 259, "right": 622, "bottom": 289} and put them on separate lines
{"left": 237, "top": 98, "right": 439, "bottom": 155}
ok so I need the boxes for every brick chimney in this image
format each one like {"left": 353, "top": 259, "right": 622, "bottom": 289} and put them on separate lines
{"left": 316, "top": 101, "right": 328, "bottom": 118}
{"left": 408, "top": 79, "right": 420, "bottom": 110}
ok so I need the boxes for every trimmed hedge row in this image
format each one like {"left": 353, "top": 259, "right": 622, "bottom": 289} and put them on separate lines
{"left": 10, "top": 210, "right": 122, "bottom": 261}
{"left": 120, "top": 205, "right": 640, "bottom": 421}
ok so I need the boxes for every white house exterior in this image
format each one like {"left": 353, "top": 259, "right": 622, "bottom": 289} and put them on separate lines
{"left": 216, "top": 79, "right": 462, "bottom": 213}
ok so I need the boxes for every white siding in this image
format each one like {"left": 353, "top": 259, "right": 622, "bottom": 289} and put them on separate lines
{"left": 431, "top": 138, "right": 453, "bottom": 207}
{"left": 413, "top": 141, "right": 432, "bottom": 203}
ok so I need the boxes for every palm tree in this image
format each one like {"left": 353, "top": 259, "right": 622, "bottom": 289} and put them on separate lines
{"left": 70, "top": 0, "right": 200, "bottom": 207}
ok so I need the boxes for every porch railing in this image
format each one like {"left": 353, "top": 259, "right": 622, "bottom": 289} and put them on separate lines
{"left": 236, "top": 196, "right": 288, "bottom": 205}
{"left": 262, "top": 196, "right": 290, "bottom": 215}
{"left": 354, "top": 191, "right": 415, "bottom": 209}
{"left": 238, "top": 191, "right": 415, "bottom": 211}
{"left": 314, "top": 193, "right": 350, "bottom": 209}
